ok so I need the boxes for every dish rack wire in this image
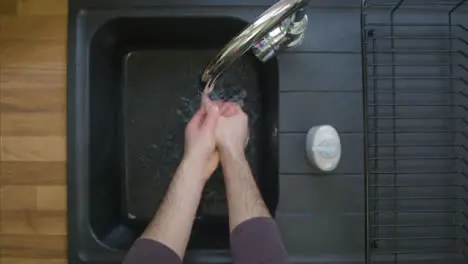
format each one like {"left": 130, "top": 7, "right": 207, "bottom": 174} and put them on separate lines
{"left": 361, "top": 0, "right": 468, "bottom": 263}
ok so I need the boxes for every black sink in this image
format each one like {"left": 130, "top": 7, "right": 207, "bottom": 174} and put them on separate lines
{"left": 68, "top": 13, "right": 279, "bottom": 259}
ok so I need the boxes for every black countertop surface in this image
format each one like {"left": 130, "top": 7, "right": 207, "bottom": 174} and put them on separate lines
{"left": 68, "top": 0, "right": 365, "bottom": 263}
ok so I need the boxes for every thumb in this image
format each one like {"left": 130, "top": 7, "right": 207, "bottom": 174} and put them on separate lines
{"left": 203, "top": 103, "right": 220, "bottom": 131}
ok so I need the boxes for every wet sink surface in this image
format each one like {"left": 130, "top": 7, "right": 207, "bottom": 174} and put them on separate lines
{"left": 124, "top": 50, "right": 259, "bottom": 220}
{"left": 86, "top": 17, "right": 279, "bottom": 250}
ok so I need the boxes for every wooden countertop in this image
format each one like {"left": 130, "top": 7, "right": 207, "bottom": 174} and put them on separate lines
{"left": 1, "top": 0, "right": 68, "bottom": 263}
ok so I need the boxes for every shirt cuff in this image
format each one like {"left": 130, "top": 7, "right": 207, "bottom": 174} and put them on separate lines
{"left": 123, "top": 238, "right": 181, "bottom": 264}
{"left": 230, "top": 217, "right": 290, "bottom": 264}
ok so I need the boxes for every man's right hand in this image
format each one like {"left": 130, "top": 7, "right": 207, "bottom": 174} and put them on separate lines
{"left": 215, "top": 102, "right": 249, "bottom": 156}
{"left": 215, "top": 101, "right": 272, "bottom": 233}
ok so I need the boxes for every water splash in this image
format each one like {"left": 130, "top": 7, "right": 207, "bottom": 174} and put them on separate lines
{"left": 125, "top": 50, "right": 262, "bottom": 219}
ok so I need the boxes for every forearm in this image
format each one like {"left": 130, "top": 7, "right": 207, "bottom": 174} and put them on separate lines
{"left": 140, "top": 158, "right": 205, "bottom": 259}
{"left": 222, "top": 150, "right": 289, "bottom": 264}
{"left": 220, "top": 149, "right": 270, "bottom": 232}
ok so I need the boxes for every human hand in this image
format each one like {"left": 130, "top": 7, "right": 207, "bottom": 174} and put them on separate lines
{"left": 183, "top": 95, "right": 220, "bottom": 180}
{"left": 215, "top": 102, "right": 249, "bottom": 157}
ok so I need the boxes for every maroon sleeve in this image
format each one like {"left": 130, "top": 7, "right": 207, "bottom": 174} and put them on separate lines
{"left": 122, "top": 238, "right": 181, "bottom": 264}
{"left": 230, "top": 217, "right": 290, "bottom": 264}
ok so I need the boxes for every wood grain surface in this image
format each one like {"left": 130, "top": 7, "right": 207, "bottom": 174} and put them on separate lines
{"left": 1, "top": 0, "right": 68, "bottom": 263}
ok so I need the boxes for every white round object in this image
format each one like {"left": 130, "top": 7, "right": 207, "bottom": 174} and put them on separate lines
{"left": 305, "top": 125, "right": 341, "bottom": 172}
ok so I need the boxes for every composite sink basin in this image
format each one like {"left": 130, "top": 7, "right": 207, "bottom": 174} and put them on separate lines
{"left": 68, "top": 13, "right": 279, "bottom": 259}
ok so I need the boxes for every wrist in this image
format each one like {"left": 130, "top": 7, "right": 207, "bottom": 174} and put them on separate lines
{"left": 177, "top": 157, "right": 208, "bottom": 186}
{"left": 219, "top": 146, "right": 246, "bottom": 164}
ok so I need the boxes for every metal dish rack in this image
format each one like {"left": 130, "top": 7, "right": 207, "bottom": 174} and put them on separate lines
{"left": 361, "top": 0, "right": 468, "bottom": 263}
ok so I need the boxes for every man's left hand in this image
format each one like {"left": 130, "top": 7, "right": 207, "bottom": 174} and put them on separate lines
{"left": 183, "top": 95, "right": 220, "bottom": 181}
